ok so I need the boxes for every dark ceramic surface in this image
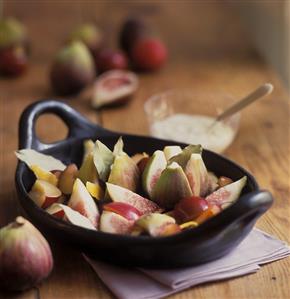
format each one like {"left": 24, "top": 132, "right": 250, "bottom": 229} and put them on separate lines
{"left": 15, "top": 100, "right": 273, "bottom": 268}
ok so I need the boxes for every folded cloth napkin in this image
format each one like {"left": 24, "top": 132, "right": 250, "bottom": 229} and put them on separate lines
{"left": 85, "top": 228, "right": 290, "bottom": 299}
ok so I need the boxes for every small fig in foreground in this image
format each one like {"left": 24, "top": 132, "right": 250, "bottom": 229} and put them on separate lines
{"left": 0, "top": 217, "right": 53, "bottom": 291}
{"left": 91, "top": 70, "right": 139, "bottom": 109}
{"left": 50, "top": 41, "right": 95, "bottom": 95}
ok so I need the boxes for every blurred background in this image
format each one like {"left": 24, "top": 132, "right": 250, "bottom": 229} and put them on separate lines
{"left": 2, "top": 0, "right": 289, "bottom": 91}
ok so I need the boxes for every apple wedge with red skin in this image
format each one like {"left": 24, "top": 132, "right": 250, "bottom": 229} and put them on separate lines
{"left": 206, "top": 176, "right": 247, "bottom": 209}
{"left": 173, "top": 196, "right": 209, "bottom": 223}
{"left": 142, "top": 150, "right": 167, "bottom": 199}
{"left": 100, "top": 211, "right": 134, "bottom": 234}
{"left": 28, "top": 179, "right": 62, "bottom": 208}
{"left": 68, "top": 178, "right": 100, "bottom": 227}
{"left": 46, "top": 203, "right": 65, "bottom": 219}
{"left": 103, "top": 202, "right": 142, "bottom": 221}
{"left": 106, "top": 183, "right": 162, "bottom": 214}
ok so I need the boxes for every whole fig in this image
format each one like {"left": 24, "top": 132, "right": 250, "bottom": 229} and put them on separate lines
{"left": 0, "top": 217, "right": 53, "bottom": 291}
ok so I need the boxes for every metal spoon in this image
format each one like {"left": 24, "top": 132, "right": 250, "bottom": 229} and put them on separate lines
{"left": 209, "top": 83, "right": 273, "bottom": 129}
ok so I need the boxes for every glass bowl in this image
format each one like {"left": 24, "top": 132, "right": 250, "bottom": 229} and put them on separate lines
{"left": 144, "top": 89, "right": 240, "bottom": 153}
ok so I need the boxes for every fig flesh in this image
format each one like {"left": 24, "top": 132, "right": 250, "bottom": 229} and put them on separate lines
{"left": 91, "top": 70, "right": 139, "bottom": 109}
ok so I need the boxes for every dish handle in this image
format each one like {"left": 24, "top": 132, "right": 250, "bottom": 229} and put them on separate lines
{"left": 18, "top": 99, "right": 112, "bottom": 151}
{"left": 202, "top": 190, "right": 273, "bottom": 235}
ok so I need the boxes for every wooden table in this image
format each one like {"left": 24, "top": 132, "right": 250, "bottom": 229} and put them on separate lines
{"left": 1, "top": 1, "right": 289, "bottom": 299}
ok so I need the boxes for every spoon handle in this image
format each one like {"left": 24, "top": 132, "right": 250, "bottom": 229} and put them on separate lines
{"left": 215, "top": 83, "right": 273, "bottom": 122}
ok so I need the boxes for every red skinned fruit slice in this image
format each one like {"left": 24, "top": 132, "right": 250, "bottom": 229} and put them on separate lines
{"left": 106, "top": 183, "right": 162, "bottom": 214}
{"left": 184, "top": 153, "right": 210, "bottom": 197}
{"left": 91, "top": 70, "right": 139, "bottom": 109}
{"left": 103, "top": 202, "right": 142, "bottom": 221}
{"left": 206, "top": 176, "right": 247, "bottom": 209}
{"left": 68, "top": 178, "right": 100, "bottom": 227}
{"left": 142, "top": 150, "right": 167, "bottom": 198}
{"left": 28, "top": 180, "right": 62, "bottom": 208}
{"left": 59, "top": 204, "right": 96, "bottom": 230}
{"left": 152, "top": 162, "right": 192, "bottom": 209}
{"left": 46, "top": 203, "right": 65, "bottom": 219}
{"left": 100, "top": 211, "right": 134, "bottom": 234}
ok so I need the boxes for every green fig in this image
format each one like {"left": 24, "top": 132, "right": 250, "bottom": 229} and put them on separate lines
{"left": 142, "top": 150, "right": 167, "bottom": 198}
{"left": 108, "top": 154, "right": 140, "bottom": 192}
{"left": 50, "top": 41, "right": 95, "bottom": 95}
{"left": 206, "top": 176, "right": 247, "bottom": 209}
{"left": 169, "top": 144, "right": 202, "bottom": 169}
{"left": 93, "top": 140, "right": 114, "bottom": 181}
{"left": 184, "top": 153, "right": 210, "bottom": 197}
{"left": 152, "top": 162, "right": 192, "bottom": 209}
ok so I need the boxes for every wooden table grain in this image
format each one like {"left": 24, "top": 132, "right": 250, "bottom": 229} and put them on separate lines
{"left": 1, "top": 1, "right": 289, "bottom": 299}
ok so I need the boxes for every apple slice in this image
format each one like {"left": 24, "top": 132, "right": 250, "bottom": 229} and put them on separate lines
{"left": 99, "top": 211, "right": 134, "bottom": 234}
{"left": 152, "top": 162, "right": 192, "bottom": 209}
{"left": 173, "top": 196, "right": 209, "bottom": 223}
{"left": 106, "top": 183, "right": 162, "bottom": 214}
{"left": 142, "top": 150, "right": 167, "bottom": 198}
{"left": 58, "top": 164, "right": 78, "bottom": 195}
{"left": 107, "top": 154, "right": 140, "bottom": 192}
{"left": 169, "top": 144, "right": 202, "bottom": 169}
{"left": 103, "top": 202, "right": 142, "bottom": 221}
{"left": 46, "top": 203, "right": 65, "bottom": 219}
{"left": 163, "top": 145, "right": 182, "bottom": 161}
{"left": 68, "top": 178, "right": 100, "bottom": 227}
{"left": 184, "top": 153, "right": 210, "bottom": 197}
{"left": 206, "top": 176, "right": 247, "bottom": 209}
{"left": 15, "top": 149, "right": 66, "bottom": 171}
{"left": 28, "top": 179, "right": 62, "bottom": 208}
{"left": 86, "top": 181, "right": 104, "bottom": 200}
{"left": 78, "top": 153, "right": 98, "bottom": 184}
{"left": 29, "top": 165, "right": 58, "bottom": 186}
{"left": 59, "top": 204, "right": 96, "bottom": 230}
{"left": 135, "top": 213, "right": 177, "bottom": 237}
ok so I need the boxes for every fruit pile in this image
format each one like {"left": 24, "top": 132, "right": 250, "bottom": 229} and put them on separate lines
{"left": 16, "top": 138, "right": 247, "bottom": 237}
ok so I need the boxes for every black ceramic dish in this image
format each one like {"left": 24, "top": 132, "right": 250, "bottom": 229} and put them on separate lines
{"left": 15, "top": 100, "right": 273, "bottom": 268}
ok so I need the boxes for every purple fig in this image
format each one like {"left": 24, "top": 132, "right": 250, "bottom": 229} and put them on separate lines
{"left": 50, "top": 41, "right": 95, "bottom": 95}
{"left": 0, "top": 217, "right": 53, "bottom": 291}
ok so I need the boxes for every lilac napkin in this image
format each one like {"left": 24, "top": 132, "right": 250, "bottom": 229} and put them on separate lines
{"left": 85, "top": 229, "right": 290, "bottom": 299}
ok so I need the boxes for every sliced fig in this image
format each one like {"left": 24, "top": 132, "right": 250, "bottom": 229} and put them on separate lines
{"left": 107, "top": 154, "right": 140, "bottom": 192}
{"left": 83, "top": 139, "right": 95, "bottom": 163}
{"left": 169, "top": 144, "right": 202, "bottom": 169}
{"left": 208, "top": 171, "right": 219, "bottom": 193}
{"left": 59, "top": 204, "right": 96, "bottom": 230}
{"left": 135, "top": 213, "right": 176, "bottom": 237}
{"left": 152, "top": 162, "right": 192, "bottom": 209}
{"left": 218, "top": 176, "right": 233, "bottom": 188}
{"left": 68, "top": 178, "right": 99, "bottom": 227}
{"left": 184, "top": 153, "right": 210, "bottom": 197}
{"left": 205, "top": 176, "right": 247, "bottom": 209}
{"left": 91, "top": 70, "right": 139, "bottom": 109}
{"left": 99, "top": 211, "right": 134, "bottom": 234}
{"left": 46, "top": 203, "right": 65, "bottom": 219}
{"left": 163, "top": 145, "right": 182, "bottom": 161}
{"left": 142, "top": 150, "right": 167, "bottom": 198}
{"left": 112, "top": 136, "right": 125, "bottom": 156}
{"left": 93, "top": 140, "right": 114, "bottom": 181}
{"left": 106, "top": 183, "right": 161, "bottom": 214}
{"left": 78, "top": 152, "right": 98, "bottom": 184}
{"left": 15, "top": 149, "right": 66, "bottom": 171}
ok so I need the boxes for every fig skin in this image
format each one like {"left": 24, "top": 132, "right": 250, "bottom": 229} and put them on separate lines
{"left": 50, "top": 41, "right": 95, "bottom": 96}
{"left": 0, "top": 217, "right": 53, "bottom": 291}
{"left": 119, "top": 17, "right": 148, "bottom": 56}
